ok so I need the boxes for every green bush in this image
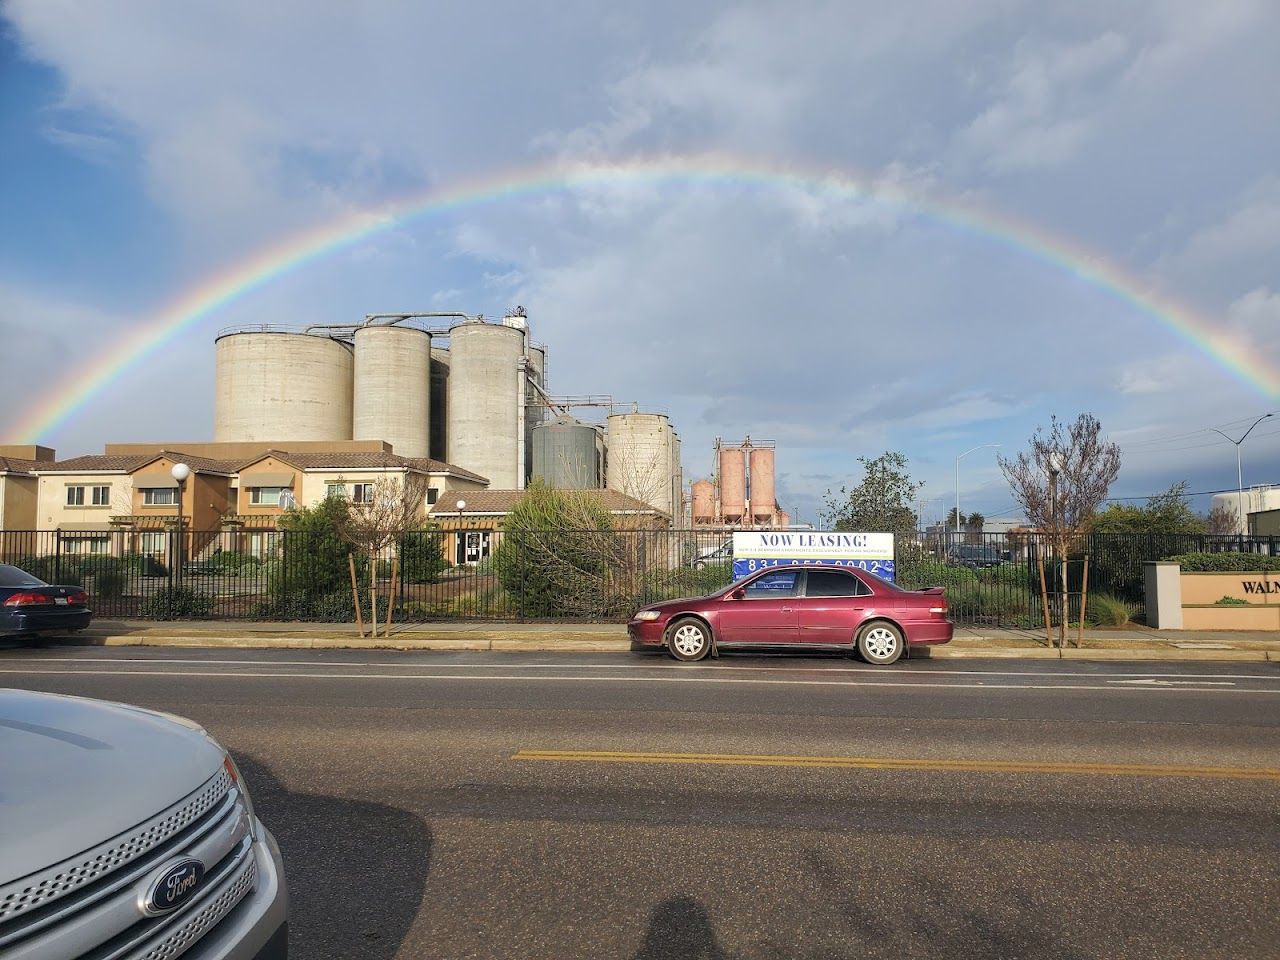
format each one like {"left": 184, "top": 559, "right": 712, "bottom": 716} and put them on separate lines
{"left": 944, "top": 583, "right": 1024, "bottom": 621}
{"left": 9, "top": 556, "right": 83, "bottom": 586}
{"left": 644, "top": 563, "right": 734, "bottom": 602}
{"left": 1087, "top": 593, "right": 1136, "bottom": 627}
{"left": 1215, "top": 596, "right": 1250, "bottom": 606}
{"left": 93, "top": 569, "right": 128, "bottom": 599}
{"left": 204, "top": 551, "right": 261, "bottom": 575}
{"left": 254, "top": 589, "right": 388, "bottom": 622}
{"left": 980, "top": 562, "right": 1033, "bottom": 587}
{"left": 1166, "top": 552, "right": 1280, "bottom": 572}
{"left": 898, "top": 561, "right": 977, "bottom": 590}
{"left": 140, "top": 587, "right": 214, "bottom": 620}
{"left": 399, "top": 531, "right": 448, "bottom": 584}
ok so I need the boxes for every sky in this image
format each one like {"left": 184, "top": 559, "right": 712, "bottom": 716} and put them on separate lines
{"left": 1, "top": 0, "right": 1278, "bottom": 526}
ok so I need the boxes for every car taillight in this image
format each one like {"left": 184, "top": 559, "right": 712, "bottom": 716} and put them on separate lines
{"left": 4, "top": 592, "right": 47, "bottom": 607}
{"left": 929, "top": 606, "right": 947, "bottom": 615}
{"left": 69, "top": 591, "right": 89, "bottom": 605}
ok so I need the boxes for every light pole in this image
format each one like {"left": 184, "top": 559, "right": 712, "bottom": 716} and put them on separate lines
{"left": 455, "top": 500, "right": 466, "bottom": 566}
{"left": 171, "top": 463, "right": 191, "bottom": 587}
{"left": 956, "top": 444, "right": 1000, "bottom": 545}
{"left": 1211, "top": 413, "right": 1275, "bottom": 535}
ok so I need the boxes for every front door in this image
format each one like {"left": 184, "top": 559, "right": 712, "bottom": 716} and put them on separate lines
{"left": 716, "top": 568, "right": 801, "bottom": 644}
{"left": 794, "top": 568, "right": 873, "bottom": 644}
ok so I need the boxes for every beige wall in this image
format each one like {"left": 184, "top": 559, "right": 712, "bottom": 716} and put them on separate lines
{"left": 36, "top": 474, "right": 130, "bottom": 529}
{"left": 1179, "top": 570, "right": 1280, "bottom": 631}
{"left": 296, "top": 469, "right": 487, "bottom": 513}
{"left": 0, "top": 474, "right": 38, "bottom": 530}
{"left": 237, "top": 456, "right": 302, "bottom": 518}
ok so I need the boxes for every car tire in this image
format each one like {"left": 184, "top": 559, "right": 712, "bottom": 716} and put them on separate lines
{"left": 856, "top": 621, "right": 904, "bottom": 666}
{"left": 667, "top": 617, "right": 712, "bottom": 662}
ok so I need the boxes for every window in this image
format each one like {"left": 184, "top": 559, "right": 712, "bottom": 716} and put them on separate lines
{"left": 744, "top": 569, "right": 800, "bottom": 598}
{"left": 91, "top": 485, "right": 110, "bottom": 506}
{"left": 140, "top": 532, "right": 165, "bottom": 555}
{"left": 142, "top": 488, "right": 177, "bottom": 506}
{"left": 427, "top": 487, "right": 439, "bottom": 505}
{"left": 805, "top": 570, "right": 871, "bottom": 598}
{"left": 352, "top": 483, "right": 374, "bottom": 503}
{"left": 66, "top": 486, "right": 85, "bottom": 506}
{"left": 249, "top": 487, "right": 283, "bottom": 506}
{"left": 64, "top": 536, "right": 108, "bottom": 556}
{"left": 326, "top": 483, "right": 347, "bottom": 500}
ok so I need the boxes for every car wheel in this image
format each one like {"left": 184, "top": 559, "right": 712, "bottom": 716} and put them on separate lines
{"left": 857, "top": 622, "right": 904, "bottom": 666}
{"left": 667, "top": 618, "right": 712, "bottom": 662}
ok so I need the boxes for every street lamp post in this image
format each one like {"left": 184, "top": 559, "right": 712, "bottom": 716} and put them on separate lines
{"left": 1211, "top": 413, "right": 1275, "bottom": 536}
{"left": 171, "top": 463, "right": 191, "bottom": 588}
{"left": 956, "top": 444, "right": 1000, "bottom": 545}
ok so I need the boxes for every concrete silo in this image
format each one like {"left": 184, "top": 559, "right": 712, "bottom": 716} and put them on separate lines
{"left": 606, "top": 412, "right": 679, "bottom": 518}
{"left": 352, "top": 325, "right": 431, "bottom": 458}
{"left": 214, "top": 331, "right": 354, "bottom": 442}
{"left": 691, "top": 480, "right": 715, "bottom": 524}
{"left": 719, "top": 446, "right": 746, "bottom": 523}
{"left": 525, "top": 343, "right": 548, "bottom": 482}
{"left": 533, "top": 416, "right": 601, "bottom": 489}
{"left": 749, "top": 446, "right": 776, "bottom": 524}
{"left": 429, "top": 346, "right": 450, "bottom": 462}
{"left": 447, "top": 320, "right": 526, "bottom": 488}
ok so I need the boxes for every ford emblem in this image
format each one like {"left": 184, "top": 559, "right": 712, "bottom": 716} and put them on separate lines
{"left": 141, "top": 858, "right": 205, "bottom": 916}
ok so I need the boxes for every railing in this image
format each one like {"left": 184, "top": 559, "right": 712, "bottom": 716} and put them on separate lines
{"left": 2, "top": 527, "right": 1275, "bottom": 625}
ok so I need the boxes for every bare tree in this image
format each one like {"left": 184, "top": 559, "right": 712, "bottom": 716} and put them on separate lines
{"left": 334, "top": 472, "right": 430, "bottom": 636}
{"left": 999, "top": 413, "right": 1121, "bottom": 646}
{"left": 1205, "top": 502, "right": 1238, "bottom": 536}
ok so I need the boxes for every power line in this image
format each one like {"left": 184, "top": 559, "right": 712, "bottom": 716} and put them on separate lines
{"left": 1121, "top": 411, "right": 1279, "bottom": 449}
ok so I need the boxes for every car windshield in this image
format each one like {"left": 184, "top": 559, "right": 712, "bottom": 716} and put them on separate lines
{"left": 0, "top": 564, "right": 46, "bottom": 587}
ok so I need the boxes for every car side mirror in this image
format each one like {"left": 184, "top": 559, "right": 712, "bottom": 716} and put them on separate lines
{"left": 729, "top": 587, "right": 745, "bottom": 600}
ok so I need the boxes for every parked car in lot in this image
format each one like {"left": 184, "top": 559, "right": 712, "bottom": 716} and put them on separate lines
{"left": 0, "top": 689, "right": 288, "bottom": 958}
{"left": 949, "top": 544, "right": 1010, "bottom": 569}
{"left": 629, "top": 563, "right": 952, "bottom": 664}
{"left": 0, "top": 562, "right": 92, "bottom": 641}
{"left": 690, "top": 540, "right": 732, "bottom": 569}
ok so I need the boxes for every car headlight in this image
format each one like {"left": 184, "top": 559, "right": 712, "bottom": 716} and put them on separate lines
{"left": 223, "top": 754, "right": 260, "bottom": 841}
{"left": 634, "top": 610, "right": 662, "bottom": 621}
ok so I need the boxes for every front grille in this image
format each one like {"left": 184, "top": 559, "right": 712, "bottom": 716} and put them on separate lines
{"left": 134, "top": 852, "right": 257, "bottom": 960}
{"left": 0, "top": 768, "right": 233, "bottom": 923}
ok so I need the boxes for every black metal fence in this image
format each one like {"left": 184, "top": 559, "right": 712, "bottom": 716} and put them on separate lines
{"left": 2, "top": 527, "right": 1276, "bottom": 625}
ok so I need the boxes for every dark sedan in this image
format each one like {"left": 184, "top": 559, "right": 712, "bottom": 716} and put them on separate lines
{"left": 0, "top": 563, "right": 92, "bottom": 640}
{"left": 628, "top": 563, "right": 951, "bottom": 665}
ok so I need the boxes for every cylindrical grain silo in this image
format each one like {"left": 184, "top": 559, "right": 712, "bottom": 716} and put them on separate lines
{"left": 525, "top": 343, "right": 548, "bottom": 482}
{"left": 606, "top": 412, "right": 677, "bottom": 517}
{"left": 749, "top": 447, "right": 776, "bottom": 525}
{"left": 719, "top": 446, "right": 746, "bottom": 522}
{"left": 429, "top": 346, "right": 450, "bottom": 461}
{"left": 691, "top": 480, "right": 715, "bottom": 524}
{"left": 215, "top": 332, "right": 353, "bottom": 442}
{"left": 447, "top": 321, "right": 525, "bottom": 488}
{"left": 778, "top": 510, "right": 791, "bottom": 528}
{"left": 532, "top": 416, "right": 600, "bottom": 489}
{"left": 353, "top": 325, "right": 431, "bottom": 458}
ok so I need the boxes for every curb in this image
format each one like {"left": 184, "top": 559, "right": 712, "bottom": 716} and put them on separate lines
{"left": 58, "top": 634, "right": 1278, "bottom": 661}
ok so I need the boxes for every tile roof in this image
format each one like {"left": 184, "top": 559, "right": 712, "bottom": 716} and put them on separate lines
{"left": 428, "top": 488, "right": 664, "bottom": 516}
{"left": 36, "top": 451, "right": 241, "bottom": 475}
{"left": 0, "top": 457, "right": 42, "bottom": 475}
{"left": 403, "top": 458, "right": 489, "bottom": 483}
{"left": 241, "top": 450, "right": 489, "bottom": 483}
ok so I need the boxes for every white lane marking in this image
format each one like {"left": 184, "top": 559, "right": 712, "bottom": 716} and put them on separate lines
{"left": 2, "top": 657, "right": 1276, "bottom": 682}
{"left": 3, "top": 667, "right": 1280, "bottom": 694}
{"left": 1109, "top": 678, "right": 1236, "bottom": 687}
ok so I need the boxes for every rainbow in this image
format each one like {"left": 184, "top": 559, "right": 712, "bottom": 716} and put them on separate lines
{"left": 14, "top": 153, "right": 1279, "bottom": 443}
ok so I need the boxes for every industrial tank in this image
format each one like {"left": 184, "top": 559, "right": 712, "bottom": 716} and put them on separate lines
{"left": 525, "top": 344, "right": 548, "bottom": 481}
{"left": 777, "top": 510, "right": 791, "bottom": 528}
{"left": 447, "top": 321, "right": 525, "bottom": 488}
{"left": 429, "top": 346, "right": 450, "bottom": 461}
{"left": 1211, "top": 486, "right": 1280, "bottom": 535}
{"left": 606, "top": 412, "right": 679, "bottom": 518}
{"left": 691, "top": 480, "right": 715, "bottom": 524}
{"left": 353, "top": 325, "right": 431, "bottom": 458}
{"left": 749, "top": 447, "right": 776, "bottom": 524}
{"left": 214, "top": 332, "right": 353, "bottom": 443}
{"left": 533, "top": 417, "right": 600, "bottom": 489}
{"left": 719, "top": 446, "right": 746, "bottom": 522}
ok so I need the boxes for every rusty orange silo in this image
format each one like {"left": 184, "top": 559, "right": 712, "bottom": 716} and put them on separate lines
{"left": 691, "top": 479, "right": 715, "bottom": 524}
{"left": 778, "top": 510, "right": 791, "bottom": 528}
{"left": 749, "top": 447, "right": 776, "bottom": 524}
{"left": 719, "top": 447, "right": 746, "bottom": 522}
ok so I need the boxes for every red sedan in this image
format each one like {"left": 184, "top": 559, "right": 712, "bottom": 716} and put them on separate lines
{"left": 628, "top": 564, "right": 952, "bottom": 665}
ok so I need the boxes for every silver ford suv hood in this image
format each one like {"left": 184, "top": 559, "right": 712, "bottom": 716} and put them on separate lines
{"left": 0, "top": 688, "right": 225, "bottom": 885}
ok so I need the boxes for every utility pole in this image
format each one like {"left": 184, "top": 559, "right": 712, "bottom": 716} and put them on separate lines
{"left": 957, "top": 444, "right": 999, "bottom": 549}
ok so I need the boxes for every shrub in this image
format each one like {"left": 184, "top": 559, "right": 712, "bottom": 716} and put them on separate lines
{"left": 1087, "top": 593, "right": 1136, "bottom": 627}
{"left": 1166, "top": 552, "right": 1280, "bottom": 572}
{"left": 275, "top": 499, "right": 355, "bottom": 600}
{"left": 944, "top": 583, "right": 1024, "bottom": 621}
{"left": 399, "top": 531, "right": 448, "bottom": 584}
{"left": 254, "top": 590, "right": 388, "bottom": 622}
{"left": 980, "top": 562, "right": 1033, "bottom": 587}
{"left": 93, "top": 569, "right": 128, "bottom": 599}
{"left": 204, "top": 551, "right": 261, "bottom": 575}
{"left": 140, "top": 587, "right": 214, "bottom": 620}
{"left": 1215, "top": 596, "right": 1250, "bottom": 606}
{"left": 898, "top": 561, "right": 977, "bottom": 590}
{"left": 644, "top": 563, "right": 734, "bottom": 602}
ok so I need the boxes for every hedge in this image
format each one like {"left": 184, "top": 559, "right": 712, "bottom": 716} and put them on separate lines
{"left": 1166, "top": 552, "right": 1280, "bottom": 572}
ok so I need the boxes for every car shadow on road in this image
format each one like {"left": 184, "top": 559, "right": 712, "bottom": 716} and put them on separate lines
{"left": 233, "top": 754, "right": 433, "bottom": 960}
{"left": 634, "top": 896, "right": 732, "bottom": 960}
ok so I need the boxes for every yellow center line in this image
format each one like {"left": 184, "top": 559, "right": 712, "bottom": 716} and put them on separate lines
{"left": 511, "top": 749, "right": 1280, "bottom": 781}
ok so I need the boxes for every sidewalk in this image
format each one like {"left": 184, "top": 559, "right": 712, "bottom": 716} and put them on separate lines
{"left": 40, "top": 619, "right": 1280, "bottom": 661}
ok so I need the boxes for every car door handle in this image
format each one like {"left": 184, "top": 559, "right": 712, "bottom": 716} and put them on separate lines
{"left": 782, "top": 607, "right": 794, "bottom": 613}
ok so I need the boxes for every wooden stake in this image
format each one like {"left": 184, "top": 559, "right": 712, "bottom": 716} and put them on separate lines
{"left": 348, "top": 553, "right": 365, "bottom": 638}
{"left": 1037, "top": 553, "right": 1053, "bottom": 648}
{"left": 369, "top": 557, "right": 378, "bottom": 639}
{"left": 385, "top": 556, "right": 399, "bottom": 634}
{"left": 1078, "top": 555, "right": 1090, "bottom": 648}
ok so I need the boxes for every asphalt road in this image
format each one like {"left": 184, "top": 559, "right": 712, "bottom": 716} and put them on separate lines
{"left": 3, "top": 646, "right": 1279, "bottom": 959}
